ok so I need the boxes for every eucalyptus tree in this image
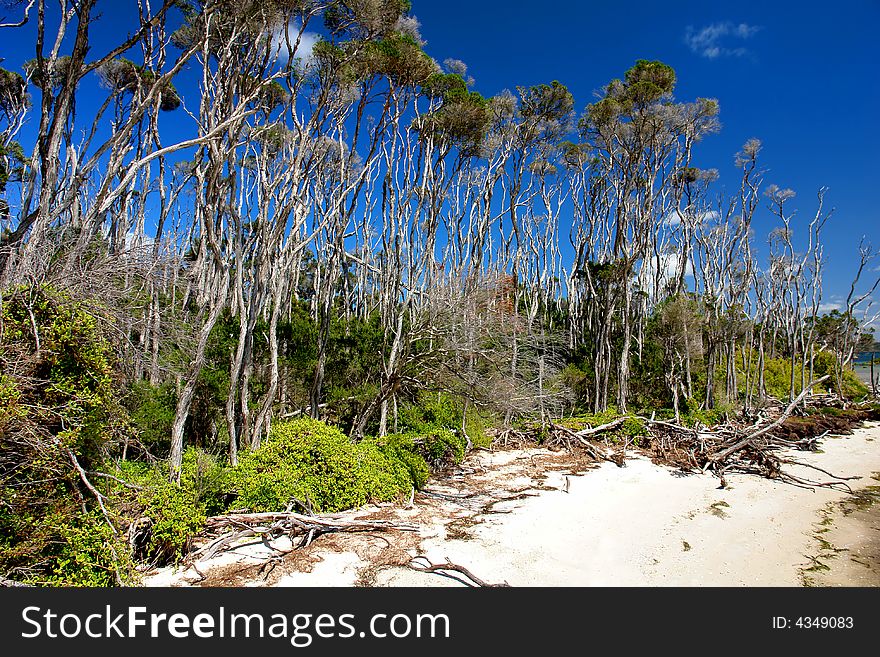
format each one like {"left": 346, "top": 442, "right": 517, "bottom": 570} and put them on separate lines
{"left": 165, "top": 0, "right": 331, "bottom": 477}
{"left": 571, "top": 60, "right": 719, "bottom": 412}
{"left": 0, "top": 1, "right": 205, "bottom": 286}
{"left": 345, "top": 56, "right": 496, "bottom": 437}
{"left": 306, "top": 6, "right": 441, "bottom": 426}
{"left": 692, "top": 140, "right": 762, "bottom": 408}
{"left": 763, "top": 183, "right": 831, "bottom": 403}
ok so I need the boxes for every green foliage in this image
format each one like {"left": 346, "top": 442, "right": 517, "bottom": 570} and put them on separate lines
{"left": 417, "top": 88, "right": 490, "bottom": 156}
{"left": 398, "top": 392, "right": 459, "bottom": 433}
{"left": 324, "top": 0, "right": 413, "bottom": 39}
{"left": 0, "top": 67, "right": 28, "bottom": 114}
{"left": 375, "top": 433, "right": 431, "bottom": 488}
{"left": 97, "top": 58, "right": 181, "bottom": 111}
{"left": 761, "top": 358, "right": 810, "bottom": 399}
{"left": 0, "top": 373, "right": 24, "bottom": 427}
{"left": 0, "top": 140, "right": 25, "bottom": 198}
{"left": 623, "top": 59, "right": 676, "bottom": 105}
{"left": 323, "top": 312, "right": 385, "bottom": 431}
{"left": 138, "top": 480, "right": 206, "bottom": 563}
{"left": 116, "top": 448, "right": 224, "bottom": 563}
{"left": 621, "top": 416, "right": 648, "bottom": 438}
{"left": 40, "top": 512, "right": 133, "bottom": 587}
{"left": 23, "top": 56, "right": 74, "bottom": 91}
{"left": 675, "top": 399, "right": 733, "bottom": 428}
{"left": 0, "top": 285, "right": 140, "bottom": 584}
{"left": 124, "top": 381, "right": 177, "bottom": 457}
{"left": 840, "top": 370, "right": 869, "bottom": 400}
{"left": 813, "top": 350, "right": 869, "bottom": 399}
{"left": 231, "top": 418, "right": 412, "bottom": 513}
{"left": 421, "top": 427, "right": 467, "bottom": 466}
{"left": 422, "top": 72, "right": 469, "bottom": 101}
{"left": 397, "top": 391, "right": 491, "bottom": 448}
{"left": 583, "top": 60, "right": 681, "bottom": 130}
{"left": 1, "top": 284, "right": 120, "bottom": 463}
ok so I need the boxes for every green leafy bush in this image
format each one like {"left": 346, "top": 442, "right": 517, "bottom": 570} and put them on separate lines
{"left": 230, "top": 418, "right": 412, "bottom": 513}
{"left": 115, "top": 448, "right": 225, "bottom": 563}
{"left": 42, "top": 512, "right": 133, "bottom": 587}
{"left": 137, "top": 480, "right": 206, "bottom": 563}
{"left": 375, "top": 433, "right": 431, "bottom": 489}
{"left": 398, "top": 392, "right": 492, "bottom": 448}
{"left": 0, "top": 286, "right": 134, "bottom": 585}
{"left": 124, "top": 381, "right": 177, "bottom": 456}
{"left": 422, "top": 428, "right": 467, "bottom": 466}
{"left": 813, "top": 350, "right": 869, "bottom": 399}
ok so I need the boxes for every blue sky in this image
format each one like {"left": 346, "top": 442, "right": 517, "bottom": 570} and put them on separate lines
{"left": 1, "top": 0, "right": 878, "bottom": 310}
{"left": 413, "top": 0, "right": 880, "bottom": 308}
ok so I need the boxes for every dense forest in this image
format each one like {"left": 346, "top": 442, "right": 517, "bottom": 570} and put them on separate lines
{"left": 0, "top": 0, "right": 878, "bottom": 586}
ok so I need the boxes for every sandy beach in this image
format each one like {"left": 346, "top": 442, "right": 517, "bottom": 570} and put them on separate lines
{"left": 144, "top": 421, "right": 880, "bottom": 588}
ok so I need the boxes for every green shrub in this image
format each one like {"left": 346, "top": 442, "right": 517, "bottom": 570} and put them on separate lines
{"left": 0, "top": 286, "right": 133, "bottom": 585}
{"left": 675, "top": 398, "right": 733, "bottom": 428}
{"left": 179, "top": 447, "right": 228, "bottom": 515}
{"left": 230, "top": 418, "right": 412, "bottom": 513}
{"left": 397, "top": 392, "right": 493, "bottom": 448}
{"left": 113, "top": 448, "right": 225, "bottom": 563}
{"left": 42, "top": 512, "right": 133, "bottom": 587}
{"left": 398, "top": 392, "right": 459, "bottom": 433}
{"left": 124, "top": 381, "right": 176, "bottom": 456}
{"left": 375, "top": 433, "right": 431, "bottom": 489}
{"left": 422, "top": 428, "right": 467, "bottom": 466}
{"left": 840, "top": 370, "right": 869, "bottom": 400}
{"left": 621, "top": 416, "right": 648, "bottom": 437}
{"left": 137, "top": 480, "right": 206, "bottom": 563}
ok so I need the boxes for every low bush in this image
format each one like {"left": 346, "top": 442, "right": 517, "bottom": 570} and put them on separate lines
{"left": 230, "top": 418, "right": 413, "bottom": 513}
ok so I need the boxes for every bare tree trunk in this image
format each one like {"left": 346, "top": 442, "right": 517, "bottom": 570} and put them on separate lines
{"left": 169, "top": 271, "right": 229, "bottom": 479}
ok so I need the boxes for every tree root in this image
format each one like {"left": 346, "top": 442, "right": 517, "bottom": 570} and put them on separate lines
{"left": 189, "top": 511, "right": 420, "bottom": 563}
{"left": 408, "top": 556, "right": 510, "bottom": 587}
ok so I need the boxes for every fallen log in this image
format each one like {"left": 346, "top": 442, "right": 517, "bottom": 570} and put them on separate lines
{"left": 0, "top": 578, "right": 31, "bottom": 587}
{"left": 204, "top": 511, "right": 418, "bottom": 533}
{"left": 574, "top": 417, "right": 626, "bottom": 438}
{"left": 708, "top": 376, "right": 829, "bottom": 466}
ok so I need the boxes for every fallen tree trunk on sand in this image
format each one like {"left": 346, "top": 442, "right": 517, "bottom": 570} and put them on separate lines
{"left": 190, "top": 512, "right": 419, "bottom": 562}
{"left": 491, "top": 376, "right": 874, "bottom": 491}
{"left": 708, "top": 376, "right": 829, "bottom": 466}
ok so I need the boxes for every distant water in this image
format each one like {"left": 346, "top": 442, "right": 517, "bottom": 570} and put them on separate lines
{"left": 854, "top": 363, "right": 875, "bottom": 385}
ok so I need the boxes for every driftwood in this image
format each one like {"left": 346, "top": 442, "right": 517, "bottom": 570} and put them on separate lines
{"left": 573, "top": 417, "right": 626, "bottom": 438}
{"left": 0, "top": 578, "right": 31, "bottom": 587}
{"left": 546, "top": 421, "right": 626, "bottom": 465}
{"left": 708, "top": 376, "right": 829, "bottom": 465}
{"left": 491, "top": 378, "right": 871, "bottom": 491}
{"left": 408, "top": 556, "right": 510, "bottom": 587}
{"left": 190, "top": 511, "right": 420, "bottom": 562}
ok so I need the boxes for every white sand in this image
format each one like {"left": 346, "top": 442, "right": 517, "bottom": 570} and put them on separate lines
{"left": 144, "top": 422, "right": 880, "bottom": 588}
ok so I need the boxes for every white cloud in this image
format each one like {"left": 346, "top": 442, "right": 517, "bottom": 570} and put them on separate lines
{"left": 664, "top": 210, "right": 683, "bottom": 227}
{"left": 640, "top": 253, "right": 694, "bottom": 289}
{"left": 685, "top": 22, "right": 762, "bottom": 59}
{"left": 268, "top": 21, "right": 320, "bottom": 66}
{"left": 818, "top": 301, "right": 842, "bottom": 314}
{"left": 663, "top": 209, "right": 720, "bottom": 228}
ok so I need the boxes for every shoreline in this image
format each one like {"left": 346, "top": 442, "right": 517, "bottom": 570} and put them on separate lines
{"left": 144, "top": 421, "right": 880, "bottom": 588}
